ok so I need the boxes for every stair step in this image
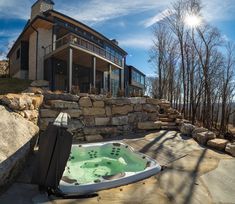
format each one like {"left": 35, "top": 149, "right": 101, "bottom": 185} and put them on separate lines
{"left": 159, "top": 118, "right": 175, "bottom": 122}
{"left": 162, "top": 126, "right": 179, "bottom": 130}
{"left": 159, "top": 114, "right": 168, "bottom": 118}
{"left": 161, "top": 122, "right": 176, "bottom": 126}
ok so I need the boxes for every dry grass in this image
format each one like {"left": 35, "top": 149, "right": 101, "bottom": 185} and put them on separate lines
{"left": 0, "top": 78, "right": 31, "bottom": 95}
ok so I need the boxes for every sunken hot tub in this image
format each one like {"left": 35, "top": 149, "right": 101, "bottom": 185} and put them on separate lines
{"left": 59, "top": 142, "right": 161, "bottom": 195}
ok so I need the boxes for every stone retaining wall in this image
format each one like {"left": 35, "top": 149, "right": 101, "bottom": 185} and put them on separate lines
{"left": 1, "top": 90, "right": 234, "bottom": 157}
{"left": 39, "top": 93, "right": 183, "bottom": 142}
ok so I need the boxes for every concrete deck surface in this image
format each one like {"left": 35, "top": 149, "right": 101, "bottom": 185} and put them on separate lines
{"left": 0, "top": 130, "right": 234, "bottom": 204}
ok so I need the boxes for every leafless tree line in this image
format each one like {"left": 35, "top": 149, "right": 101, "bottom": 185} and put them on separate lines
{"left": 148, "top": 0, "right": 235, "bottom": 134}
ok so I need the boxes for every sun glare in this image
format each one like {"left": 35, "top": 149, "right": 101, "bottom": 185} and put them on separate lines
{"left": 184, "top": 14, "right": 202, "bottom": 28}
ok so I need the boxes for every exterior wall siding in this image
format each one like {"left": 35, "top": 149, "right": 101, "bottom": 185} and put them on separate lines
{"left": 37, "top": 28, "right": 52, "bottom": 80}
{"left": 28, "top": 28, "right": 52, "bottom": 80}
{"left": 28, "top": 32, "right": 37, "bottom": 80}
{"left": 9, "top": 44, "right": 21, "bottom": 77}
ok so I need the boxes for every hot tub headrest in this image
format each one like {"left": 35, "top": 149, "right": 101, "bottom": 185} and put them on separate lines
{"left": 53, "top": 112, "right": 71, "bottom": 128}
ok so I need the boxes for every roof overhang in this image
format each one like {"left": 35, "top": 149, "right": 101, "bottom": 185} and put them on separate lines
{"left": 7, "top": 16, "right": 54, "bottom": 58}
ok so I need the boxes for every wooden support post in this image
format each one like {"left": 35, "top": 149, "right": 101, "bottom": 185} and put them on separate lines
{"left": 93, "top": 56, "right": 96, "bottom": 88}
{"left": 108, "top": 64, "right": 112, "bottom": 92}
{"left": 68, "top": 48, "right": 73, "bottom": 92}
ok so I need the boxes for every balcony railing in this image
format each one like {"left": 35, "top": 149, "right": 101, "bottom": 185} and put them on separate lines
{"left": 44, "top": 33, "right": 124, "bottom": 67}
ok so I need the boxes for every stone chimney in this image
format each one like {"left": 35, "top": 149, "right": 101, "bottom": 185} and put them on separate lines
{"left": 31, "top": 0, "right": 54, "bottom": 20}
{"left": 111, "top": 39, "right": 119, "bottom": 46}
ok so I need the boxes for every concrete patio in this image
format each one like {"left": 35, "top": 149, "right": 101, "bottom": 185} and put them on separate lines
{"left": 0, "top": 130, "right": 234, "bottom": 204}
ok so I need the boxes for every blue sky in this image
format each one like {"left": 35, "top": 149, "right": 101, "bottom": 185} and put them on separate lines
{"left": 0, "top": 0, "right": 235, "bottom": 76}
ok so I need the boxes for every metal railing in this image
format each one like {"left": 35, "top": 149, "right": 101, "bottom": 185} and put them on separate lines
{"left": 44, "top": 33, "right": 124, "bottom": 67}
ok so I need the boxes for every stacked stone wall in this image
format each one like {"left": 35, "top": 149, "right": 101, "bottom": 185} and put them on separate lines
{"left": 39, "top": 93, "right": 182, "bottom": 142}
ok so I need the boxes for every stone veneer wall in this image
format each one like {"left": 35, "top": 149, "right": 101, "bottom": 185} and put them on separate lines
{"left": 39, "top": 93, "right": 183, "bottom": 142}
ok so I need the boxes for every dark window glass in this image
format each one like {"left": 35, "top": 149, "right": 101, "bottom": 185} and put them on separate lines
{"left": 16, "top": 48, "right": 20, "bottom": 60}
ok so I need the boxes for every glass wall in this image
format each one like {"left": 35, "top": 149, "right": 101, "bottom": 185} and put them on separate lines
{"left": 105, "top": 45, "right": 123, "bottom": 67}
{"left": 111, "top": 69, "right": 120, "bottom": 96}
{"left": 132, "top": 70, "right": 145, "bottom": 85}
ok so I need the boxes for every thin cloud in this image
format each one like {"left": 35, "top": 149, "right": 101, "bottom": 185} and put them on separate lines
{"left": 141, "top": 9, "right": 173, "bottom": 28}
{"left": 0, "top": 0, "right": 234, "bottom": 24}
{"left": 53, "top": 0, "right": 170, "bottom": 24}
{"left": 202, "top": 0, "right": 235, "bottom": 22}
{"left": 119, "top": 36, "right": 153, "bottom": 49}
{"left": 0, "top": 0, "right": 31, "bottom": 19}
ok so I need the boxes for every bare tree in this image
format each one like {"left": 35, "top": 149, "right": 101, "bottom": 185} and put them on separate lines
{"left": 150, "top": 0, "right": 235, "bottom": 134}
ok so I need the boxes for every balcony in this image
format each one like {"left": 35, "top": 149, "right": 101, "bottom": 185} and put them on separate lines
{"left": 44, "top": 33, "right": 124, "bottom": 68}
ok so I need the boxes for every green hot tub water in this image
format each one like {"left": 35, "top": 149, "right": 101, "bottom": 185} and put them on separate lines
{"left": 62, "top": 144, "right": 147, "bottom": 184}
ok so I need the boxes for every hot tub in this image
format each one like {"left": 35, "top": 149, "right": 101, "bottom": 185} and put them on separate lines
{"left": 59, "top": 142, "right": 161, "bottom": 195}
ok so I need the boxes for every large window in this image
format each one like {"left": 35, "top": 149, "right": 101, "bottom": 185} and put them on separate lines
{"left": 111, "top": 69, "right": 120, "bottom": 96}
{"left": 105, "top": 45, "right": 123, "bottom": 66}
{"left": 132, "top": 70, "right": 145, "bottom": 85}
{"left": 55, "top": 18, "right": 104, "bottom": 47}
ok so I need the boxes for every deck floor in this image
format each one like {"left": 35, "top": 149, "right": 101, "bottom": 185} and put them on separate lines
{"left": 0, "top": 130, "right": 235, "bottom": 204}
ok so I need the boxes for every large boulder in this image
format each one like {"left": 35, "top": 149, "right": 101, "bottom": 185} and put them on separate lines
{"left": 207, "top": 139, "right": 229, "bottom": 151}
{"left": 194, "top": 131, "right": 216, "bottom": 145}
{"left": 105, "top": 98, "right": 131, "bottom": 105}
{"left": 85, "top": 134, "right": 103, "bottom": 142}
{"left": 192, "top": 127, "right": 208, "bottom": 138}
{"left": 83, "top": 107, "right": 106, "bottom": 116}
{"left": 30, "top": 80, "right": 49, "bottom": 87}
{"left": 48, "top": 100, "right": 79, "bottom": 109}
{"left": 79, "top": 97, "right": 92, "bottom": 107}
{"left": 95, "top": 117, "right": 110, "bottom": 126}
{"left": 180, "top": 123, "right": 195, "bottom": 136}
{"left": 129, "top": 97, "right": 146, "bottom": 104}
{"left": 1, "top": 93, "right": 43, "bottom": 111}
{"left": 112, "top": 116, "right": 129, "bottom": 126}
{"left": 146, "top": 98, "right": 161, "bottom": 105}
{"left": 44, "top": 93, "right": 79, "bottom": 102}
{"left": 225, "top": 143, "right": 235, "bottom": 157}
{"left": 93, "top": 101, "right": 105, "bottom": 108}
{"left": 112, "top": 105, "right": 133, "bottom": 115}
{"left": 142, "top": 104, "right": 159, "bottom": 113}
{"left": 1, "top": 94, "right": 33, "bottom": 111}
{"left": 0, "top": 105, "right": 39, "bottom": 188}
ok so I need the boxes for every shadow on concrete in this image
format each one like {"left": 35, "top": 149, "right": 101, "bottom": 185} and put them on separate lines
{"left": 162, "top": 148, "right": 208, "bottom": 204}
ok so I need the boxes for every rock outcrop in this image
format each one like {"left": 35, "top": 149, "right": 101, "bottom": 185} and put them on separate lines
{"left": 0, "top": 60, "right": 9, "bottom": 76}
{"left": 207, "top": 139, "right": 229, "bottom": 151}
{"left": 0, "top": 93, "right": 43, "bottom": 124}
{"left": 180, "top": 123, "right": 195, "bottom": 135}
{"left": 0, "top": 105, "right": 39, "bottom": 188}
{"left": 225, "top": 143, "right": 235, "bottom": 156}
{"left": 179, "top": 122, "right": 234, "bottom": 156}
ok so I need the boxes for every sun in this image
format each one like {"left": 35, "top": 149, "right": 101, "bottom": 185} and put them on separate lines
{"left": 184, "top": 13, "right": 202, "bottom": 28}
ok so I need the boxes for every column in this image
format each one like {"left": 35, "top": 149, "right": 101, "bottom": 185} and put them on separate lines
{"left": 68, "top": 48, "right": 73, "bottom": 92}
{"left": 52, "top": 25, "right": 57, "bottom": 51}
{"left": 119, "top": 69, "right": 124, "bottom": 90}
{"left": 92, "top": 56, "right": 96, "bottom": 88}
{"left": 108, "top": 64, "right": 112, "bottom": 92}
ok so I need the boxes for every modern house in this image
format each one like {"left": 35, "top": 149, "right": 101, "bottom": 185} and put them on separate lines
{"left": 125, "top": 65, "right": 146, "bottom": 96}
{"left": 7, "top": 0, "right": 145, "bottom": 95}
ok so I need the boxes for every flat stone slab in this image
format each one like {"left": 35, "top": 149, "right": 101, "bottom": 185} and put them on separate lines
{"left": 207, "top": 138, "right": 229, "bottom": 151}
{"left": 201, "top": 159, "right": 235, "bottom": 203}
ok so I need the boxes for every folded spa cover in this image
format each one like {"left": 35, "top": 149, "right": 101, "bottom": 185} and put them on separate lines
{"left": 32, "top": 113, "right": 72, "bottom": 189}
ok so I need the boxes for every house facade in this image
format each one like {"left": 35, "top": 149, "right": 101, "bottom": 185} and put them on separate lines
{"left": 7, "top": 0, "right": 145, "bottom": 95}
{"left": 125, "top": 65, "right": 146, "bottom": 96}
